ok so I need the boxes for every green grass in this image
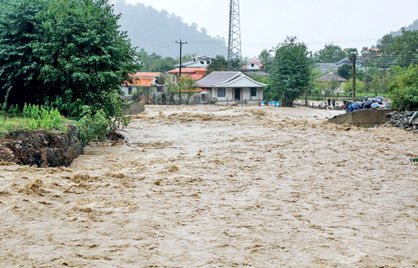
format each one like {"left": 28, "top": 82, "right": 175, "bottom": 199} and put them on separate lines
{"left": 0, "top": 117, "right": 35, "bottom": 133}
{"left": 0, "top": 116, "right": 71, "bottom": 136}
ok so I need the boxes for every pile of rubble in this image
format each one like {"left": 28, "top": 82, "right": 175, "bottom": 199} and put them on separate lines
{"left": 344, "top": 96, "right": 391, "bottom": 112}
{"left": 385, "top": 111, "right": 418, "bottom": 133}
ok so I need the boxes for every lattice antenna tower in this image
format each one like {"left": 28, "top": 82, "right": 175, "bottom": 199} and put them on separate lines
{"left": 227, "top": 0, "right": 242, "bottom": 69}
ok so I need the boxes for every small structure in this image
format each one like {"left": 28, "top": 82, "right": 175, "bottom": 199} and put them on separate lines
{"left": 317, "top": 72, "right": 347, "bottom": 83}
{"left": 315, "top": 63, "right": 338, "bottom": 74}
{"left": 196, "top": 71, "right": 266, "bottom": 104}
{"left": 174, "top": 55, "right": 212, "bottom": 68}
{"left": 241, "top": 59, "right": 269, "bottom": 77}
{"left": 317, "top": 72, "right": 347, "bottom": 94}
{"left": 241, "top": 59, "right": 262, "bottom": 70}
{"left": 121, "top": 72, "right": 164, "bottom": 98}
{"left": 168, "top": 67, "right": 207, "bottom": 81}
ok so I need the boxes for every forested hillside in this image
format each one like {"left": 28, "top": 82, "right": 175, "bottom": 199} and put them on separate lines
{"left": 390, "top": 19, "right": 418, "bottom": 37}
{"left": 113, "top": 0, "right": 227, "bottom": 58}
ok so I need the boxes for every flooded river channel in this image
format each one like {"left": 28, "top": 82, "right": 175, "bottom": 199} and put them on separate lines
{"left": 1, "top": 105, "right": 417, "bottom": 267}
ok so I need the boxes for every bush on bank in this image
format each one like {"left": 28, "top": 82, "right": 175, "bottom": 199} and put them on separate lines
{"left": 388, "top": 65, "right": 418, "bottom": 111}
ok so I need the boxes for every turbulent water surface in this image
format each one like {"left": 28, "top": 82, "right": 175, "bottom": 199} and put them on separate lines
{"left": 1, "top": 105, "right": 417, "bottom": 267}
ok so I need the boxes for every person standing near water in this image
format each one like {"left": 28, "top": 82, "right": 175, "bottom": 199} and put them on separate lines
{"left": 332, "top": 98, "right": 336, "bottom": 108}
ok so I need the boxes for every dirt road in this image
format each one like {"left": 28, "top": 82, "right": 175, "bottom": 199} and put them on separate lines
{"left": 1, "top": 105, "right": 417, "bottom": 267}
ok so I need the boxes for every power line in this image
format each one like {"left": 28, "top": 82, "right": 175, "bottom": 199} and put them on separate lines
{"left": 175, "top": 39, "right": 187, "bottom": 105}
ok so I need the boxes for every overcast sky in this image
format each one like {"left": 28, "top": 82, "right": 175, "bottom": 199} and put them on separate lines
{"left": 124, "top": 0, "right": 418, "bottom": 57}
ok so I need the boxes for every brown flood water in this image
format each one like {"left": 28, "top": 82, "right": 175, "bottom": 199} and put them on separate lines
{"left": 0, "top": 105, "right": 417, "bottom": 267}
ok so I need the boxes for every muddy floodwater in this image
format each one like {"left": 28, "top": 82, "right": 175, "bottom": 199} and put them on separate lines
{"left": 1, "top": 105, "right": 417, "bottom": 267}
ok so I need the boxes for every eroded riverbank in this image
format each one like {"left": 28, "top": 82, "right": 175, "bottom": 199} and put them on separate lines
{"left": 0, "top": 105, "right": 417, "bottom": 266}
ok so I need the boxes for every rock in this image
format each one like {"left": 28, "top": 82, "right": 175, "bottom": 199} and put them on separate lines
{"left": 384, "top": 110, "right": 418, "bottom": 133}
{"left": 0, "top": 124, "right": 83, "bottom": 167}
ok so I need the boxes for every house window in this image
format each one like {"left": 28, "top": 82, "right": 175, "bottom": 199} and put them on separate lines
{"left": 250, "top": 88, "right": 257, "bottom": 97}
{"left": 128, "top": 86, "right": 132, "bottom": 95}
{"left": 251, "top": 63, "right": 255, "bottom": 67}
{"left": 217, "top": 88, "right": 225, "bottom": 97}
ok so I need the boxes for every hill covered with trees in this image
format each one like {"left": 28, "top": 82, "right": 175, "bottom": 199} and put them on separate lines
{"left": 389, "top": 19, "right": 418, "bottom": 37}
{"left": 113, "top": 0, "right": 227, "bottom": 58}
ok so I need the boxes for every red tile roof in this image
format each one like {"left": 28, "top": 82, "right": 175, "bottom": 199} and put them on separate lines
{"left": 168, "top": 67, "right": 207, "bottom": 74}
{"left": 124, "top": 78, "right": 154, "bottom": 87}
{"left": 130, "top": 72, "right": 161, "bottom": 78}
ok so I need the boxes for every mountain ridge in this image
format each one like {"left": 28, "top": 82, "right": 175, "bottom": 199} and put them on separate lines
{"left": 389, "top": 19, "right": 418, "bottom": 36}
{"left": 113, "top": 0, "right": 227, "bottom": 58}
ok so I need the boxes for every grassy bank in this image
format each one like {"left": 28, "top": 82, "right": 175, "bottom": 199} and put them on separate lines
{"left": 0, "top": 117, "right": 71, "bottom": 134}
{"left": 0, "top": 104, "right": 69, "bottom": 136}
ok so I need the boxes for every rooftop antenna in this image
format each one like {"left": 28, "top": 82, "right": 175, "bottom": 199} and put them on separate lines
{"left": 227, "top": 0, "right": 242, "bottom": 70}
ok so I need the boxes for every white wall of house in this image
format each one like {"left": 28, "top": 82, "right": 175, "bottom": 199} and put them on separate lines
{"left": 211, "top": 87, "right": 263, "bottom": 103}
{"left": 121, "top": 86, "right": 163, "bottom": 97}
{"left": 121, "top": 86, "right": 140, "bottom": 96}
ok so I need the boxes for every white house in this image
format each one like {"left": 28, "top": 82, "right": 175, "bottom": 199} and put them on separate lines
{"left": 121, "top": 72, "right": 164, "bottom": 102}
{"left": 241, "top": 58, "right": 262, "bottom": 70}
{"left": 175, "top": 55, "right": 213, "bottom": 68}
{"left": 196, "top": 71, "right": 267, "bottom": 104}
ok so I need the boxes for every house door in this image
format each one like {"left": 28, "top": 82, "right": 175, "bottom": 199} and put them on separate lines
{"left": 234, "top": 88, "right": 241, "bottom": 101}
{"left": 200, "top": 92, "right": 207, "bottom": 104}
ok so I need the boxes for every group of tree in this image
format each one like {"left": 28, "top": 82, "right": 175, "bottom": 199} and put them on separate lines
{"left": 137, "top": 49, "right": 177, "bottom": 72}
{"left": 0, "top": 0, "right": 139, "bottom": 120}
{"left": 362, "top": 29, "right": 418, "bottom": 69}
{"left": 206, "top": 55, "right": 244, "bottom": 73}
{"left": 254, "top": 27, "right": 417, "bottom": 110}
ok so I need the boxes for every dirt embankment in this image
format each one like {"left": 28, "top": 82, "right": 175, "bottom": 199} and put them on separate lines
{"left": 0, "top": 124, "right": 83, "bottom": 167}
{"left": 0, "top": 105, "right": 417, "bottom": 267}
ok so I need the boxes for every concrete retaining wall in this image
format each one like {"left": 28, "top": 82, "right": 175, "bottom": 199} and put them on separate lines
{"left": 328, "top": 109, "right": 392, "bottom": 127}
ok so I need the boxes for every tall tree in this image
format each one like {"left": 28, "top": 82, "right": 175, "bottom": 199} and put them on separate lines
{"left": 258, "top": 49, "right": 274, "bottom": 73}
{"left": 207, "top": 55, "right": 228, "bottom": 73}
{"left": 270, "top": 37, "right": 312, "bottom": 106}
{"left": 392, "top": 30, "right": 418, "bottom": 67}
{"left": 313, "top": 44, "right": 346, "bottom": 63}
{"left": 0, "top": 0, "right": 139, "bottom": 118}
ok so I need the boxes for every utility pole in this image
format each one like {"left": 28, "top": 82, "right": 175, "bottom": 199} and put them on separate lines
{"left": 351, "top": 53, "right": 356, "bottom": 99}
{"left": 176, "top": 39, "right": 187, "bottom": 104}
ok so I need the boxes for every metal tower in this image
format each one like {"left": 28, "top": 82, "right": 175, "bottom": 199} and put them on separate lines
{"left": 227, "top": 0, "right": 242, "bottom": 68}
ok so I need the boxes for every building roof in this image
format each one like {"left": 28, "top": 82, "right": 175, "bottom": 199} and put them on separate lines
{"left": 196, "top": 71, "right": 267, "bottom": 88}
{"left": 168, "top": 67, "right": 207, "bottom": 74}
{"left": 174, "top": 55, "right": 213, "bottom": 68}
{"left": 317, "top": 72, "right": 347, "bottom": 82}
{"left": 241, "top": 58, "right": 262, "bottom": 70}
{"left": 241, "top": 70, "right": 270, "bottom": 76}
{"left": 124, "top": 78, "right": 154, "bottom": 87}
{"left": 130, "top": 72, "right": 162, "bottom": 78}
{"left": 123, "top": 72, "right": 161, "bottom": 87}
{"left": 188, "top": 73, "right": 205, "bottom": 81}
{"left": 248, "top": 59, "right": 261, "bottom": 64}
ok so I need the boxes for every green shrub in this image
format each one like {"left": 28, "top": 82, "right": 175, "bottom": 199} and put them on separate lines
{"left": 77, "top": 106, "right": 109, "bottom": 145}
{"left": 389, "top": 65, "right": 418, "bottom": 111}
{"left": 7, "top": 104, "right": 20, "bottom": 116}
{"left": 28, "top": 106, "right": 65, "bottom": 131}
{"left": 102, "top": 92, "right": 131, "bottom": 134}
{"left": 21, "top": 103, "right": 65, "bottom": 131}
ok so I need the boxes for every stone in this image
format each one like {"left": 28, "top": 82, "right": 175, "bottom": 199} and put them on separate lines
{"left": 0, "top": 124, "right": 83, "bottom": 167}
